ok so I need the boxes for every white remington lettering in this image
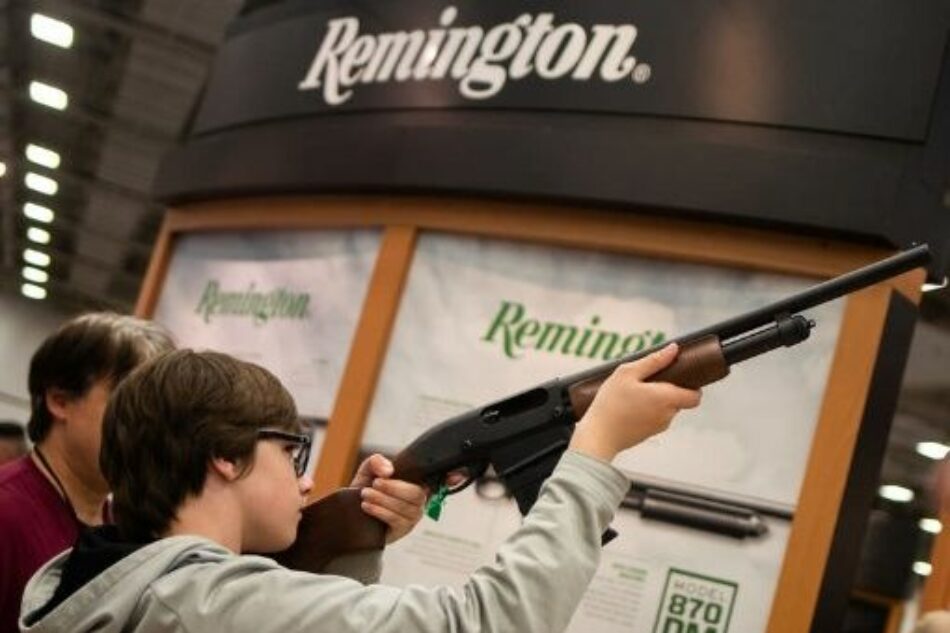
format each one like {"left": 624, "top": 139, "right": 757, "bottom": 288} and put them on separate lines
{"left": 298, "top": 7, "right": 650, "bottom": 105}
{"left": 298, "top": 17, "right": 360, "bottom": 105}
{"left": 481, "top": 300, "right": 665, "bottom": 361}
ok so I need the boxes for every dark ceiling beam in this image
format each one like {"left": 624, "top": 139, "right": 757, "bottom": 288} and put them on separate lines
{"left": 8, "top": 155, "right": 162, "bottom": 209}
{"left": 11, "top": 88, "right": 177, "bottom": 146}
{"left": 10, "top": 236, "right": 146, "bottom": 286}
{"left": 1, "top": 0, "right": 16, "bottom": 269}
{"left": 1, "top": 179, "right": 18, "bottom": 270}
{"left": 12, "top": 206, "right": 155, "bottom": 256}
{"left": 0, "top": 264, "right": 131, "bottom": 312}
{"left": 32, "top": 0, "right": 218, "bottom": 58}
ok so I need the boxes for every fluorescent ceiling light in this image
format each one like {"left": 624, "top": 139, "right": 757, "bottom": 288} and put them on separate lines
{"left": 22, "top": 266, "right": 49, "bottom": 284}
{"left": 25, "top": 172, "right": 58, "bottom": 195}
{"left": 916, "top": 442, "right": 950, "bottom": 460}
{"left": 21, "top": 283, "right": 47, "bottom": 300}
{"left": 27, "top": 227, "right": 51, "bottom": 245}
{"left": 23, "top": 248, "right": 51, "bottom": 267}
{"left": 31, "top": 13, "right": 74, "bottom": 48}
{"left": 919, "top": 518, "right": 943, "bottom": 535}
{"left": 913, "top": 561, "right": 932, "bottom": 576}
{"left": 25, "top": 143, "right": 61, "bottom": 169}
{"left": 878, "top": 485, "right": 914, "bottom": 503}
{"left": 23, "top": 202, "right": 54, "bottom": 223}
{"left": 29, "top": 81, "right": 68, "bottom": 110}
{"left": 0, "top": 161, "right": 6, "bottom": 178}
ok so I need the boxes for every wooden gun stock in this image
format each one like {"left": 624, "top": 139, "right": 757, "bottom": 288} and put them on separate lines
{"left": 273, "top": 488, "right": 383, "bottom": 572}
{"left": 274, "top": 452, "right": 425, "bottom": 572}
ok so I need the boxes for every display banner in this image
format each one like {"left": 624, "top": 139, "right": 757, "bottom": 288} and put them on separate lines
{"left": 366, "top": 233, "right": 843, "bottom": 629}
{"left": 382, "top": 490, "right": 789, "bottom": 633}
{"left": 153, "top": 230, "right": 381, "bottom": 420}
{"left": 197, "top": 0, "right": 944, "bottom": 141}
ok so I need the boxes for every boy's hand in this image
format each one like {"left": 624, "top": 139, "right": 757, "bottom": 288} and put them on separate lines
{"left": 569, "top": 343, "right": 702, "bottom": 463}
{"left": 351, "top": 454, "right": 427, "bottom": 544}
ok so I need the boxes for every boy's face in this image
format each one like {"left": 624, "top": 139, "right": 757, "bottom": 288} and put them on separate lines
{"left": 235, "top": 436, "right": 313, "bottom": 553}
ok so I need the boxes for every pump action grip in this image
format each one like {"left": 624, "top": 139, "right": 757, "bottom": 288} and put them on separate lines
{"left": 568, "top": 335, "right": 728, "bottom": 419}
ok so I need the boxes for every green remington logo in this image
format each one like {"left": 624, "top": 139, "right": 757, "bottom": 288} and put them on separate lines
{"left": 195, "top": 280, "right": 311, "bottom": 325}
{"left": 482, "top": 300, "right": 666, "bottom": 360}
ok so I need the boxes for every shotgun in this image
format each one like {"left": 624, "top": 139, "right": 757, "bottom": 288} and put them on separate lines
{"left": 275, "top": 244, "right": 931, "bottom": 572}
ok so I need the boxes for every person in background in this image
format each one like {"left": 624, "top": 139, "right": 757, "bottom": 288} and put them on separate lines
{"left": 1, "top": 313, "right": 429, "bottom": 633}
{"left": 0, "top": 313, "right": 175, "bottom": 633}
{"left": 913, "top": 456, "right": 950, "bottom": 633}
{"left": 19, "top": 344, "right": 701, "bottom": 632}
{"left": 0, "top": 422, "right": 27, "bottom": 466}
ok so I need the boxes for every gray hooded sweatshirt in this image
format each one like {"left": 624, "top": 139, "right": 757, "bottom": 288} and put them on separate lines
{"left": 20, "top": 450, "right": 628, "bottom": 633}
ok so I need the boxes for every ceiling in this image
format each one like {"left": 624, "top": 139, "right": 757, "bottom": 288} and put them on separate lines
{"left": 0, "top": 0, "right": 947, "bottom": 557}
{"left": 0, "top": 0, "right": 243, "bottom": 312}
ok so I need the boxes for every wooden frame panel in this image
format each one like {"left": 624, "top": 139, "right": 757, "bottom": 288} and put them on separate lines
{"left": 145, "top": 196, "right": 921, "bottom": 290}
{"left": 767, "top": 285, "right": 893, "bottom": 632}
{"left": 135, "top": 194, "right": 926, "bottom": 633}
{"left": 310, "top": 225, "right": 416, "bottom": 497}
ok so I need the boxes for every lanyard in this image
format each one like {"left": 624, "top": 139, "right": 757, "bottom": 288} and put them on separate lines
{"left": 33, "top": 446, "right": 78, "bottom": 522}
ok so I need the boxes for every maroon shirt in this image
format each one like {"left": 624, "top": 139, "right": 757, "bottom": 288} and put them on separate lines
{"left": 0, "top": 456, "right": 84, "bottom": 633}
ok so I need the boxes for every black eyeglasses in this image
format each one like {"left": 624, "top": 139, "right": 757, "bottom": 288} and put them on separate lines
{"left": 257, "top": 428, "right": 312, "bottom": 478}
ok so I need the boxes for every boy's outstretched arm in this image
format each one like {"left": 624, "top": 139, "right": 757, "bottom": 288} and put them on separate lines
{"left": 159, "top": 344, "right": 702, "bottom": 633}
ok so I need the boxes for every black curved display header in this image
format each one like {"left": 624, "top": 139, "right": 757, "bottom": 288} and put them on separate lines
{"left": 195, "top": 0, "right": 943, "bottom": 140}
{"left": 156, "top": 0, "right": 950, "bottom": 276}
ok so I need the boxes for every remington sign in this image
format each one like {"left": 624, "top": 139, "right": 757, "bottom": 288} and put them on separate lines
{"left": 483, "top": 300, "right": 665, "bottom": 360}
{"left": 195, "top": 281, "right": 311, "bottom": 325}
{"left": 189, "top": 0, "right": 938, "bottom": 146}
{"left": 298, "top": 6, "right": 652, "bottom": 105}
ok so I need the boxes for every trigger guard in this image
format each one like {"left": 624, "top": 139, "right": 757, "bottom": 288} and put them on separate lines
{"left": 446, "top": 461, "right": 489, "bottom": 496}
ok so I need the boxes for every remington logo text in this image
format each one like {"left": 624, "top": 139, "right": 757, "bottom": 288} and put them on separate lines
{"left": 298, "top": 6, "right": 652, "bottom": 106}
{"left": 483, "top": 300, "right": 665, "bottom": 360}
{"left": 195, "top": 281, "right": 311, "bottom": 325}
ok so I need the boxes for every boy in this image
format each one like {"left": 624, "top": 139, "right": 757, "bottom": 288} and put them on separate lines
{"left": 4, "top": 314, "right": 422, "bottom": 633}
{"left": 20, "top": 345, "right": 700, "bottom": 632}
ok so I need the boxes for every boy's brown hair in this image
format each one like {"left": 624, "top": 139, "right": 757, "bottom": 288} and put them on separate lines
{"left": 101, "top": 349, "right": 299, "bottom": 540}
{"left": 28, "top": 313, "right": 175, "bottom": 442}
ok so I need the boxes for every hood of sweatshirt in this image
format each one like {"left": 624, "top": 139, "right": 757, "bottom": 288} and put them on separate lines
{"left": 20, "top": 526, "right": 232, "bottom": 633}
